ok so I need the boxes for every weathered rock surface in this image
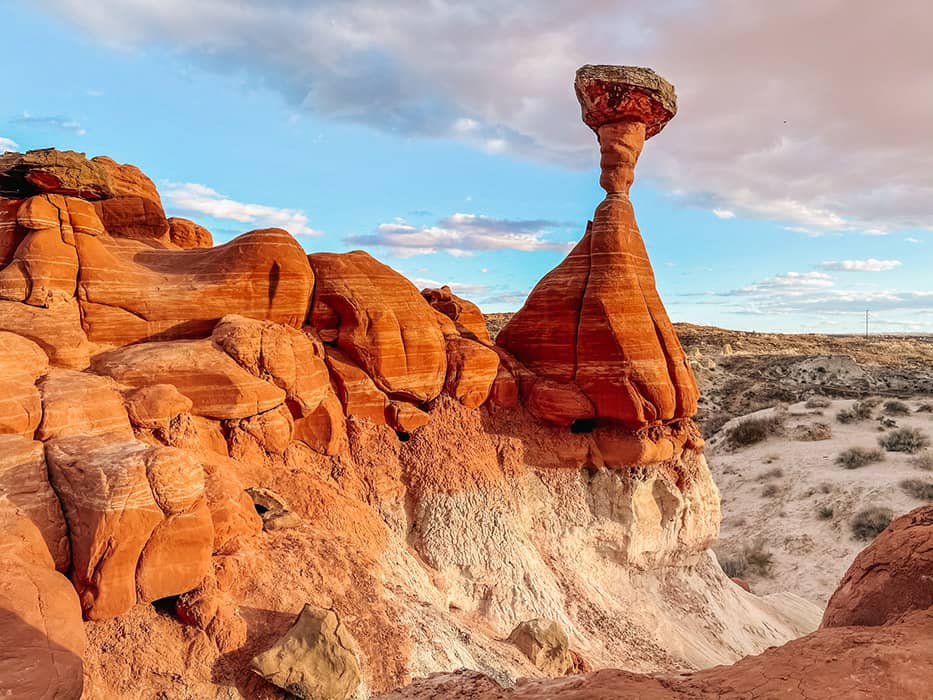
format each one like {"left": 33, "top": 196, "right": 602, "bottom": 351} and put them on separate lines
{"left": 76, "top": 228, "right": 313, "bottom": 345}
{"left": 0, "top": 297, "right": 91, "bottom": 368}
{"left": 93, "top": 339, "right": 287, "bottom": 420}
{"left": 251, "top": 604, "right": 362, "bottom": 700}
{"left": 0, "top": 332, "right": 46, "bottom": 437}
{"left": 822, "top": 504, "right": 933, "bottom": 628}
{"left": 37, "top": 368, "right": 133, "bottom": 441}
{"left": 444, "top": 336, "right": 499, "bottom": 409}
{"left": 310, "top": 250, "right": 447, "bottom": 402}
{"left": 496, "top": 67, "right": 697, "bottom": 432}
{"left": 167, "top": 216, "right": 213, "bottom": 249}
{"left": 507, "top": 619, "right": 574, "bottom": 676}
{"left": 0, "top": 502, "right": 86, "bottom": 700}
{"left": 423, "top": 285, "right": 491, "bottom": 343}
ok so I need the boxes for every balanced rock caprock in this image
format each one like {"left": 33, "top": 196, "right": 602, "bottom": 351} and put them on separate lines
{"left": 497, "top": 65, "right": 698, "bottom": 430}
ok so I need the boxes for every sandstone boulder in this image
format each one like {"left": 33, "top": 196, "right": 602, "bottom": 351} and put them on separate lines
{"left": 251, "top": 604, "right": 362, "bottom": 700}
{"left": 422, "top": 285, "right": 491, "bottom": 343}
{"left": 822, "top": 504, "right": 933, "bottom": 628}
{"left": 124, "top": 384, "right": 194, "bottom": 430}
{"left": 507, "top": 618, "right": 574, "bottom": 677}
{"left": 0, "top": 502, "right": 86, "bottom": 700}
{"left": 444, "top": 336, "right": 499, "bottom": 409}
{"left": 309, "top": 251, "right": 446, "bottom": 402}
{"left": 325, "top": 347, "right": 390, "bottom": 426}
{"left": 199, "top": 452, "right": 263, "bottom": 550}
{"left": 0, "top": 297, "right": 91, "bottom": 368}
{"left": 75, "top": 228, "right": 313, "bottom": 345}
{"left": 37, "top": 368, "right": 134, "bottom": 441}
{"left": 93, "top": 339, "right": 286, "bottom": 420}
{"left": 0, "top": 435, "right": 70, "bottom": 571}
{"left": 0, "top": 148, "right": 113, "bottom": 199}
{"left": 0, "top": 332, "right": 46, "bottom": 437}
{"left": 168, "top": 216, "right": 213, "bottom": 249}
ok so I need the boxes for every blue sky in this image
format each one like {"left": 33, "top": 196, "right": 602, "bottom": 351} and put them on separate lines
{"left": 3, "top": 2, "right": 931, "bottom": 333}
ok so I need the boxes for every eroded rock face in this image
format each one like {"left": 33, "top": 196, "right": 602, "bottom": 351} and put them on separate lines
{"left": 496, "top": 66, "right": 698, "bottom": 432}
{"left": 507, "top": 619, "right": 574, "bottom": 676}
{"left": 310, "top": 250, "right": 447, "bottom": 402}
{"left": 822, "top": 504, "right": 933, "bottom": 628}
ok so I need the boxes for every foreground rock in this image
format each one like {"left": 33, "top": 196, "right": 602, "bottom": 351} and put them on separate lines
{"left": 507, "top": 619, "right": 574, "bottom": 677}
{"left": 251, "top": 604, "right": 362, "bottom": 700}
{"left": 822, "top": 504, "right": 933, "bottom": 628}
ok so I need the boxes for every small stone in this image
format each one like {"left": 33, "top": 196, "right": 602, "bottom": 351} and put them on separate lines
{"left": 507, "top": 618, "right": 574, "bottom": 676}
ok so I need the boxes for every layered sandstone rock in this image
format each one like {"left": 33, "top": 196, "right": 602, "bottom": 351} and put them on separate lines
{"left": 310, "top": 251, "right": 447, "bottom": 402}
{"left": 497, "top": 66, "right": 697, "bottom": 431}
{"left": 0, "top": 332, "right": 46, "bottom": 437}
{"left": 167, "top": 216, "right": 213, "bottom": 249}
{"left": 76, "top": 228, "right": 313, "bottom": 345}
{"left": 822, "top": 504, "right": 933, "bottom": 628}
{"left": 422, "top": 285, "right": 491, "bottom": 343}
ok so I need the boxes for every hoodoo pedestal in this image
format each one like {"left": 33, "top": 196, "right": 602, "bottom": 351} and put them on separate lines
{"left": 497, "top": 65, "right": 698, "bottom": 435}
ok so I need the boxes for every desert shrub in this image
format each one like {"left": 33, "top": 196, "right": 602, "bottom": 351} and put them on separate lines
{"left": 719, "top": 539, "right": 774, "bottom": 578}
{"left": 726, "top": 413, "right": 786, "bottom": 447}
{"left": 878, "top": 427, "right": 931, "bottom": 454}
{"left": 836, "top": 446, "right": 885, "bottom": 469}
{"left": 758, "top": 467, "right": 784, "bottom": 480}
{"left": 883, "top": 400, "right": 911, "bottom": 416}
{"left": 817, "top": 505, "right": 834, "bottom": 520}
{"left": 761, "top": 483, "right": 780, "bottom": 498}
{"left": 900, "top": 479, "right": 933, "bottom": 500}
{"left": 908, "top": 451, "right": 933, "bottom": 471}
{"left": 792, "top": 422, "right": 832, "bottom": 441}
{"left": 836, "top": 400, "right": 875, "bottom": 424}
{"left": 805, "top": 396, "right": 831, "bottom": 409}
{"left": 851, "top": 507, "right": 894, "bottom": 541}
{"left": 861, "top": 397, "right": 883, "bottom": 408}
{"left": 702, "top": 412, "right": 732, "bottom": 436}
{"left": 916, "top": 403, "right": 933, "bottom": 414}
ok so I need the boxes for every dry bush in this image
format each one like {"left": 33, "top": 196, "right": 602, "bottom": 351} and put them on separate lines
{"left": 758, "top": 467, "right": 784, "bottom": 480}
{"left": 908, "top": 451, "right": 933, "bottom": 470}
{"left": 851, "top": 507, "right": 893, "bottom": 541}
{"left": 900, "top": 479, "right": 933, "bottom": 500}
{"left": 792, "top": 422, "right": 832, "bottom": 441}
{"left": 719, "top": 539, "right": 774, "bottom": 578}
{"left": 805, "top": 396, "right": 831, "bottom": 409}
{"left": 726, "top": 413, "right": 786, "bottom": 448}
{"left": 761, "top": 483, "right": 781, "bottom": 498}
{"left": 836, "top": 400, "right": 875, "bottom": 424}
{"left": 878, "top": 427, "right": 931, "bottom": 454}
{"left": 883, "top": 400, "right": 911, "bottom": 416}
{"left": 836, "top": 446, "right": 885, "bottom": 469}
{"left": 915, "top": 403, "right": 933, "bottom": 414}
{"left": 817, "top": 505, "right": 834, "bottom": 520}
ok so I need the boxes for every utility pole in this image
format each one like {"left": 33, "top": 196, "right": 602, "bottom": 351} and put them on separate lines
{"left": 865, "top": 309, "right": 869, "bottom": 338}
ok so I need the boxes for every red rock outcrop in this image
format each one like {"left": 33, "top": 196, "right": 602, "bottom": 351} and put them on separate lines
{"left": 422, "top": 285, "right": 491, "bottom": 343}
{"left": 168, "top": 216, "right": 213, "bottom": 249}
{"left": 0, "top": 331, "right": 46, "bottom": 437}
{"left": 310, "top": 251, "right": 447, "bottom": 403}
{"left": 76, "top": 228, "right": 313, "bottom": 345}
{"left": 496, "top": 66, "right": 697, "bottom": 430}
{"left": 822, "top": 504, "right": 933, "bottom": 628}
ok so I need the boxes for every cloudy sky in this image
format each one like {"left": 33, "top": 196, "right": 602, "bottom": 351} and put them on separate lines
{"left": 4, "top": 1, "right": 931, "bottom": 333}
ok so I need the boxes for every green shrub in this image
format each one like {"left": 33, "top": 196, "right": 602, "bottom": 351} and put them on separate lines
{"left": 726, "top": 414, "right": 786, "bottom": 447}
{"left": 805, "top": 396, "right": 831, "bottom": 409}
{"left": 878, "top": 428, "right": 931, "bottom": 454}
{"left": 908, "top": 451, "right": 933, "bottom": 470}
{"left": 851, "top": 507, "right": 893, "bottom": 541}
{"left": 883, "top": 400, "right": 911, "bottom": 416}
{"left": 836, "top": 446, "right": 885, "bottom": 469}
{"left": 817, "top": 506, "right": 834, "bottom": 520}
{"left": 900, "top": 479, "right": 933, "bottom": 500}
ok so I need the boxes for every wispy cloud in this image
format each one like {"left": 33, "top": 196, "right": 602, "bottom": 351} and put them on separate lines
{"left": 12, "top": 112, "right": 86, "bottom": 135}
{"left": 819, "top": 259, "right": 902, "bottom": 272}
{"left": 162, "top": 182, "right": 321, "bottom": 236}
{"left": 905, "top": 237, "right": 922, "bottom": 244}
{"left": 0, "top": 137, "right": 17, "bottom": 153}
{"left": 346, "top": 213, "right": 575, "bottom": 257}
{"left": 712, "top": 209, "right": 735, "bottom": 219}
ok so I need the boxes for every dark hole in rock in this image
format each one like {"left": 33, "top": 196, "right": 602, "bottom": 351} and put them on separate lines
{"left": 151, "top": 595, "right": 180, "bottom": 618}
{"left": 396, "top": 431, "right": 411, "bottom": 442}
{"left": 254, "top": 503, "right": 269, "bottom": 515}
{"left": 571, "top": 418, "right": 596, "bottom": 434}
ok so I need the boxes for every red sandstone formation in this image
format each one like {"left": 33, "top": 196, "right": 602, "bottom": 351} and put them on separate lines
{"left": 822, "top": 504, "right": 933, "bottom": 628}
{"left": 497, "top": 65, "right": 697, "bottom": 431}
{"left": 0, "top": 66, "right": 915, "bottom": 700}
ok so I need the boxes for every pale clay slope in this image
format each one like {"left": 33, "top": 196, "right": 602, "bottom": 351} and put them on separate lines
{"left": 710, "top": 398, "right": 932, "bottom": 605}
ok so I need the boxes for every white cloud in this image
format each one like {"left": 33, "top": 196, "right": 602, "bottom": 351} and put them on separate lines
{"left": 34, "top": 1, "right": 933, "bottom": 234}
{"left": 162, "top": 182, "right": 321, "bottom": 236}
{"left": 346, "top": 212, "right": 574, "bottom": 257}
{"left": 819, "top": 259, "right": 902, "bottom": 272}
{"left": 13, "top": 112, "right": 86, "bottom": 136}
{"left": 740, "top": 271, "right": 835, "bottom": 293}
{"left": 712, "top": 209, "right": 735, "bottom": 219}
{"left": 906, "top": 237, "right": 921, "bottom": 244}
{"left": 0, "top": 137, "right": 18, "bottom": 153}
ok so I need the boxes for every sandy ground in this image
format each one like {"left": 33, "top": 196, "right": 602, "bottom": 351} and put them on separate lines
{"left": 708, "top": 398, "right": 933, "bottom": 605}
